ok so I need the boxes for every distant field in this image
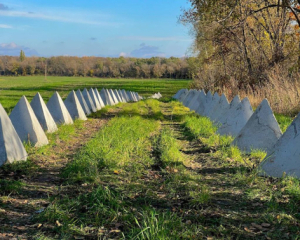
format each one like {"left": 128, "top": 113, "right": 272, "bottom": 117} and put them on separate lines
{"left": 0, "top": 76, "right": 191, "bottom": 112}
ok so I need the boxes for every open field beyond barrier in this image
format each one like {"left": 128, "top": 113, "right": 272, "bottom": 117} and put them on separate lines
{"left": 0, "top": 97, "right": 299, "bottom": 239}
{"left": 0, "top": 76, "right": 191, "bottom": 112}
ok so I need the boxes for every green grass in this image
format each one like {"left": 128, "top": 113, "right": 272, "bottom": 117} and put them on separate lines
{"left": 0, "top": 76, "right": 191, "bottom": 112}
{"left": 274, "top": 113, "right": 293, "bottom": 133}
{"left": 62, "top": 116, "right": 160, "bottom": 182}
{"left": 2, "top": 97, "right": 300, "bottom": 239}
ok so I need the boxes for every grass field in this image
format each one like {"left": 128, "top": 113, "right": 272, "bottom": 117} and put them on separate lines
{"left": 0, "top": 76, "right": 191, "bottom": 112}
{"left": 0, "top": 97, "right": 299, "bottom": 239}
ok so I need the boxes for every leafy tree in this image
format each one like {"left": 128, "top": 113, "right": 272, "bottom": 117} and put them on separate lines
{"left": 19, "top": 50, "right": 25, "bottom": 62}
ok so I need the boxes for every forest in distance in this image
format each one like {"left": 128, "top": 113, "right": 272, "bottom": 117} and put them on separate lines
{"left": 0, "top": 55, "right": 190, "bottom": 79}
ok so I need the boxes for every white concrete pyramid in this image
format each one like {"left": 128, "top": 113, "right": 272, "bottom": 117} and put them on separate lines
{"left": 260, "top": 111, "right": 300, "bottom": 178}
{"left": 94, "top": 88, "right": 105, "bottom": 108}
{"left": 183, "top": 90, "right": 197, "bottom": 106}
{"left": 89, "top": 88, "right": 101, "bottom": 110}
{"left": 232, "top": 99, "right": 282, "bottom": 153}
{"left": 217, "top": 97, "right": 253, "bottom": 136}
{"left": 209, "top": 94, "right": 229, "bottom": 122}
{"left": 47, "top": 92, "right": 74, "bottom": 125}
{"left": 10, "top": 96, "right": 49, "bottom": 147}
{"left": 188, "top": 91, "right": 205, "bottom": 111}
{"left": 0, "top": 103, "right": 27, "bottom": 166}
{"left": 126, "top": 91, "right": 134, "bottom": 101}
{"left": 122, "top": 89, "right": 130, "bottom": 102}
{"left": 30, "top": 93, "right": 58, "bottom": 133}
{"left": 120, "top": 89, "right": 127, "bottom": 102}
{"left": 202, "top": 91, "right": 213, "bottom": 116}
{"left": 186, "top": 90, "right": 200, "bottom": 109}
{"left": 76, "top": 89, "right": 91, "bottom": 115}
{"left": 82, "top": 88, "right": 97, "bottom": 113}
{"left": 174, "top": 89, "right": 185, "bottom": 100}
{"left": 195, "top": 91, "right": 209, "bottom": 115}
{"left": 100, "top": 88, "right": 114, "bottom": 105}
{"left": 109, "top": 89, "right": 119, "bottom": 104}
{"left": 178, "top": 89, "right": 189, "bottom": 102}
{"left": 204, "top": 92, "right": 219, "bottom": 117}
{"left": 216, "top": 95, "right": 241, "bottom": 124}
{"left": 133, "top": 92, "right": 138, "bottom": 101}
{"left": 113, "top": 89, "right": 123, "bottom": 103}
{"left": 118, "top": 89, "right": 126, "bottom": 102}
{"left": 64, "top": 91, "right": 87, "bottom": 121}
{"left": 132, "top": 91, "right": 138, "bottom": 101}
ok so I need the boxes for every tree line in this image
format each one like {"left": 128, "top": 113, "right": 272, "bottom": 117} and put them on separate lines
{"left": 180, "top": 0, "right": 300, "bottom": 91}
{"left": 0, "top": 55, "right": 190, "bottom": 79}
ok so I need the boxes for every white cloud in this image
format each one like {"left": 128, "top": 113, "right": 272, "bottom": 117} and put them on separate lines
{"left": 119, "top": 52, "right": 127, "bottom": 57}
{"left": 0, "top": 42, "right": 38, "bottom": 56}
{"left": 129, "top": 43, "right": 165, "bottom": 58}
{"left": 0, "top": 10, "right": 119, "bottom": 26}
{"left": 0, "top": 23, "right": 12, "bottom": 28}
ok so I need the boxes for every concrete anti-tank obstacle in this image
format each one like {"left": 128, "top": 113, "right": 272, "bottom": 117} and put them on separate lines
{"left": 173, "top": 89, "right": 185, "bottom": 99}
{"left": 10, "top": 96, "right": 49, "bottom": 147}
{"left": 94, "top": 88, "right": 105, "bottom": 108}
{"left": 232, "top": 99, "right": 282, "bottom": 153}
{"left": 82, "top": 88, "right": 97, "bottom": 112}
{"left": 107, "top": 89, "right": 117, "bottom": 105}
{"left": 201, "top": 91, "right": 213, "bottom": 116}
{"left": 133, "top": 92, "right": 138, "bottom": 101}
{"left": 189, "top": 90, "right": 206, "bottom": 113}
{"left": 195, "top": 91, "right": 210, "bottom": 116}
{"left": 47, "top": 92, "right": 74, "bottom": 125}
{"left": 183, "top": 89, "right": 197, "bottom": 106}
{"left": 89, "top": 88, "right": 101, "bottom": 110}
{"left": 129, "top": 91, "right": 136, "bottom": 102}
{"left": 75, "top": 89, "right": 91, "bottom": 115}
{"left": 216, "top": 95, "right": 241, "bottom": 124}
{"left": 64, "top": 91, "right": 87, "bottom": 121}
{"left": 133, "top": 92, "right": 139, "bottom": 101}
{"left": 114, "top": 89, "right": 123, "bottom": 103}
{"left": 209, "top": 93, "right": 229, "bottom": 122}
{"left": 30, "top": 93, "right": 58, "bottom": 133}
{"left": 122, "top": 89, "right": 130, "bottom": 102}
{"left": 0, "top": 103, "right": 27, "bottom": 166}
{"left": 217, "top": 97, "right": 253, "bottom": 137}
{"left": 178, "top": 89, "right": 190, "bottom": 102}
{"left": 118, "top": 89, "right": 127, "bottom": 102}
{"left": 187, "top": 91, "right": 203, "bottom": 111}
{"left": 109, "top": 89, "right": 119, "bottom": 104}
{"left": 126, "top": 91, "right": 134, "bottom": 101}
{"left": 204, "top": 92, "right": 220, "bottom": 117}
{"left": 100, "top": 89, "right": 114, "bottom": 105}
{"left": 259, "top": 111, "right": 300, "bottom": 178}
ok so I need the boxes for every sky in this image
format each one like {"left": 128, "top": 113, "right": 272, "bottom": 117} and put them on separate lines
{"left": 0, "top": 0, "right": 193, "bottom": 58}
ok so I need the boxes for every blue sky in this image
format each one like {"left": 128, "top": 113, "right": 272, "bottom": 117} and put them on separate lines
{"left": 0, "top": 0, "right": 193, "bottom": 58}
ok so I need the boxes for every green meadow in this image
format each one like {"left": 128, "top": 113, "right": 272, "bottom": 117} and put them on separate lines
{"left": 0, "top": 97, "right": 299, "bottom": 239}
{"left": 0, "top": 76, "right": 191, "bottom": 112}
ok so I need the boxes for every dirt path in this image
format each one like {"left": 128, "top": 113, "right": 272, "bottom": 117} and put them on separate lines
{"left": 0, "top": 118, "right": 108, "bottom": 239}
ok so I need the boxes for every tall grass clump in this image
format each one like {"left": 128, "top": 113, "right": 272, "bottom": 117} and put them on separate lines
{"left": 183, "top": 115, "right": 246, "bottom": 164}
{"left": 156, "top": 128, "right": 184, "bottom": 167}
{"left": 182, "top": 115, "right": 217, "bottom": 139}
{"left": 63, "top": 116, "right": 159, "bottom": 182}
{"left": 144, "top": 99, "right": 164, "bottom": 120}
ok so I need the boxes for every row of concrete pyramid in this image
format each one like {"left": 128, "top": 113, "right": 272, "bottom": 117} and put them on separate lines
{"left": 150, "top": 92, "right": 162, "bottom": 99}
{"left": 174, "top": 89, "right": 300, "bottom": 178}
{"left": 0, "top": 88, "right": 143, "bottom": 167}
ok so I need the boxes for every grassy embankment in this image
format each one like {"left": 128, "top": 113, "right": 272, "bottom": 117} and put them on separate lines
{"left": 1, "top": 98, "right": 298, "bottom": 239}
{"left": 0, "top": 76, "right": 191, "bottom": 112}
